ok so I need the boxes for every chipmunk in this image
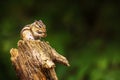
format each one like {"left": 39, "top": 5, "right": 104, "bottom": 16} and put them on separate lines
{"left": 21, "top": 20, "right": 47, "bottom": 40}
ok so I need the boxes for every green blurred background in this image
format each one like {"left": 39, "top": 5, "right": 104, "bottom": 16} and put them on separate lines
{"left": 0, "top": 0, "right": 120, "bottom": 80}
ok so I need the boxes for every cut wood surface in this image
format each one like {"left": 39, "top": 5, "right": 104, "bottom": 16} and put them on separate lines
{"left": 10, "top": 40, "right": 69, "bottom": 80}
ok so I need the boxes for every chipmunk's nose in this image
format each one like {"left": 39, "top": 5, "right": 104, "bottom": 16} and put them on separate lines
{"left": 43, "top": 32, "right": 47, "bottom": 37}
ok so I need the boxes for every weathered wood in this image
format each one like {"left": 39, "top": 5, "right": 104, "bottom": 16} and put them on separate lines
{"left": 10, "top": 40, "right": 69, "bottom": 80}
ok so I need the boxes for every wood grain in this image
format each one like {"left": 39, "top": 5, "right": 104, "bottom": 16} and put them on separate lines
{"left": 10, "top": 40, "right": 69, "bottom": 80}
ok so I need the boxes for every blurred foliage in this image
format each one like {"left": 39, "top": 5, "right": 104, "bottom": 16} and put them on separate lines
{"left": 0, "top": 0, "right": 120, "bottom": 80}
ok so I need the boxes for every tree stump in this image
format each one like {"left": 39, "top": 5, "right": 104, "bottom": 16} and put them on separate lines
{"left": 10, "top": 40, "right": 69, "bottom": 80}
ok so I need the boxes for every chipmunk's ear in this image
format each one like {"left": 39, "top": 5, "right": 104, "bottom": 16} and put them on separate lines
{"left": 38, "top": 20, "right": 46, "bottom": 28}
{"left": 39, "top": 20, "right": 42, "bottom": 22}
{"left": 34, "top": 20, "right": 42, "bottom": 23}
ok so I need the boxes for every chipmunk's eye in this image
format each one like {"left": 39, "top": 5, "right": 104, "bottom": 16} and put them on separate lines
{"left": 37, "top": 30, "right": 42, "bottom": 34}
{"left": 37, "top": 30, "right": 43, "bottom": 34}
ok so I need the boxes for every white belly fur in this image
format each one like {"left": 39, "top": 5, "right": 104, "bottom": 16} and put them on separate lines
{"left": 22, "top": 30, "right": 34, "bottom": 40}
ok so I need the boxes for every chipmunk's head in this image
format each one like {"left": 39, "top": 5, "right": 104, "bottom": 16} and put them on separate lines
{"left": 31, "top": 20, "right": 47, "bottom": 38}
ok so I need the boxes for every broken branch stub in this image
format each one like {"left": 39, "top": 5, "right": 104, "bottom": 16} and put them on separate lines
{"left": 10, "top": 40, "right": 69, "bottom": 80}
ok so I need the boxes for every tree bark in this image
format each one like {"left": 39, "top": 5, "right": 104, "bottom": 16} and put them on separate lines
{"left": 10, "top": 40, "right": 69, "bottom": 80}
